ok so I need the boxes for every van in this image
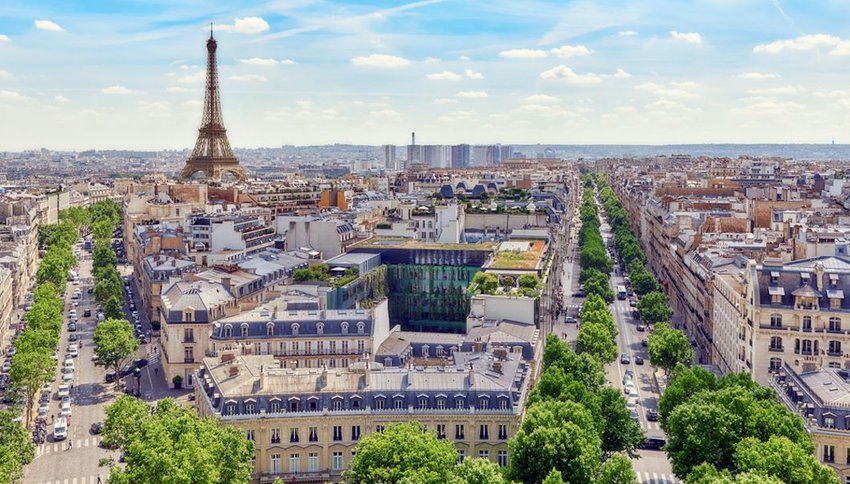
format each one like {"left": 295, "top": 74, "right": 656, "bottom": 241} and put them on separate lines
{"left": 53, "top": 419, "right": 68, "bottom": 440}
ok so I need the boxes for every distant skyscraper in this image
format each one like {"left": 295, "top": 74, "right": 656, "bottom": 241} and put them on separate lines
{"left": 180, "top": 25, "right": 247, "bottom": 181}
{"left": 499, "top": 145, "right": 513, "bottom": 163}
{"left": 383, "top": 145, "right": 397, "bottom": 170}
{"left": 421, "top": 145, "right": 450, "bottom": 168}
{"left": 406, "top": 131, "right": 421, "bottom": 165}
{"left": 451, "top": 144, "right": 470, "bottom": 169}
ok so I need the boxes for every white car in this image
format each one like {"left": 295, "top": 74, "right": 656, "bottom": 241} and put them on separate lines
{"left": 53, "top": 419, "right": 67, "bottom": 440}
{"left": 64, "top": 360, "right": 75, "bottom": 372}
{"left": 60, "top": 401, "right": 72, "bottom": 417}
{"left": 62, "top": 371, "right": 74, "bottom": 384}
{"left": 38, "top": 402, "right": 50, "bottom": 415}
{"left": 57, "top": 384, "right": 70, "bottom": 399}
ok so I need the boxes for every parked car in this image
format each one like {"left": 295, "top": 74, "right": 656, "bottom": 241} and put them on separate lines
{"left": 133, "top": 358, "right": 149, "bottom": 369}
{"left": 90, "top": 422, "right": 103, "bottom": 435}
{"left": 641, "top": 339, "right": 648, "bottom": 347}
{"left": 619, "top": 353, "right": 630, "bottom": 364}
{"left": 68, "top": 323, "right": 77, "bottom": 332}
{"left": 53, "top": 419, "right": 68, "bottom": 441}
{"left": 634, "top": 355, "right": 644, "bottom": 365}
{"left": 636, "top": 324, "right": 646, "bottom": 332}
{"left": 572, "top": 291, "right": 587, "bottom": 298}
{"left": 642, "top": 436, "right": 666, "bottom": 450}
{"left": 68, "top": 333, "right": 78, "bottom": 342}
{"left": 630, "top": 408, "right": 639, "bottom": 421}
{"left": 83, "top": 309, "right": 91, "bottom": 317}
{"left": 56, "top": 384, "right": 70, "bottom": 399}
{"left": 564, "top": 316, "right": 577, "bottom": 323}
{"left": 647, "top": 409, "right": 659, "bottom": 421}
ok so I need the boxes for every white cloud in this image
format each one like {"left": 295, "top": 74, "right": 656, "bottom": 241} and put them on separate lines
{"left": 432, "top": 98, "right": 457, "bottom": 105}
{"left": 177, "top": 71, "right": 206, "bottom": 83}
{"left": 499, "top": 49, "right": 548, "bottom": 59}
{"left": 733, "top": 100, "right": 803, "bottom": 116}
{"left": 238, "top": 58, "right": 294, "bottom": 66}
{"left": 457, "top": 55, "right": 470, "bottom": 61}
{"left": 54, "top": 95, "right": 69, "bottom": 103}
{"left": 814, "top": 90, "right": 848, "bottom": 99}
{"left": 182, "top": 100, "right": 202, "bottom": 108}
{"left": 166, "top": 87, "right": 191, "bottom": 93}
{"left": 549, "top": 44, "right": 592, "bottom": 59}
{"left": 738, "top": 72, "right": 780, "bottom": 80}
{"left": 747, "top": 85, "right": 802, "bottom": 96}
{"left": 424, "top": 57, "right": 441, "bottom": 63}
{"left": 523, "top": 94, "right": 559, "bottom": 103}
{"left": 0, "top": 70, "right": 12, "bottom": 79}
{"left": 437, "top": 110, "right": 476, "bottom": 122}
{"left": 34, "top": 20, "right": 64, "bottom": 32}
{"left": 217, "top": 17, "right": 269, "bottom": 34}
{"left": 370, "top": 109, "right": 400, "bottom": 118}
{"left": 539, "top": 65, "right": 601, "bottom": 84}
{"left": 670, "top": 31, "right": 702, "bottom": 44}
{"left": 101, "top": 85, "right": 133, "bottom": 95}
{"left": 350, "top": 54, "right": 411, "bottom": 68}
{"left": 612, "top": 68, "right": 631, "bottom": 79}
{"left": 0, "top": 34, "right": 9, "bottom": 42}
{"left": 671, "top": 81, "right": 701, "bottom": 89}
{"left": 0, "top": 90, "right": 26, "bottom": 101}
{"left": 636, "top": 82, "right": 664, "bottom": 91}
{"left": 753, "top": 34, "right": 850, "bottom": 55}
{"left": 617, "top": 31, "right": 638, "bottom": 37}
{"left": 426, "top": 70, "right": 462, "bottom": 81}
{"left": 455, "top": 90, "right": 488, "bottom": 99}
{"left": 645, "top": 99, "right": 701, "bottom": 115}
{"left": 136, "top": 101, "right": 171, "bottom": 115}
{"left": 464, "top": 69, "right": 483, "bottom": 80}
{"left": 229, "top": 74, "right": 267, "bottom": 82}
{"left": 653, "top": 88, "right": 701, "bottom": 100}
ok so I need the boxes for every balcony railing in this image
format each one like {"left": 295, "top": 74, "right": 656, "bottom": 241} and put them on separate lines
{"left": 769, "top": 347, "right": 784, "bottom": 352}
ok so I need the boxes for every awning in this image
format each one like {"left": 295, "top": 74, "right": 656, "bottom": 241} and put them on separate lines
{"left": 768, "top": 286, "right": 786, "bottom": 296}
{"left": 770, "top": 271, "right": 780, "bottom": 278}
{"left": 828, "top": 290, "right": 845, "bottom": 299}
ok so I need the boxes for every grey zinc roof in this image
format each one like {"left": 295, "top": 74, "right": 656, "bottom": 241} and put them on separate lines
{"left": 161, "top": 281, "right": 234, "bottom": 312}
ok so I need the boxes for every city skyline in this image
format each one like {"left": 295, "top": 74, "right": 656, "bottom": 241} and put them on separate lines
{"left": 2, "top": 1, "right": 850, "bottom": 150}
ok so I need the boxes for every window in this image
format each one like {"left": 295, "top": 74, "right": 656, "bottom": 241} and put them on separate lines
{"left": 241, "top": 324, "right": 249, "bottom": 338}
{"left": 271, "top": 428, "right": 281, "bottom": 444}
{"left": 183, "top": 328, "right": 194, "bottom": 342}
{"left": 308, "top": 452, "right": 319, "bottom": 473}
{"left": 419, "top": 397, "right": 428, "bottom": 409}
{"left": 829, "top": 341, "right": 842, "bottom": 356}
{"left": 341, "top": 322, "right": 349, "bottom": 334}
{"left": 309, "top": 426, "right": 318, "bottom": 442}
{"left": 333, "top": 399, "right": 343, "bottom": 411}
{"left": 184, "top": 346, "right": 194, "bottom": 363}
{"left": 245, "top": 402, "right": 255, "bottom": 414}
{"left": 456, "top": 398, "right": 465, "bottom": 409}
{"left": 803, "top": 316, "right": 812, "bottom": 331}
{"left": 824, "top": 416, "right": 836, "bottom": 428}
{"left": 270, "top": 401, "right": 280, "bottom": 413}
{"left": 769, "top": 336, "right": 783, "bottom": 351}
{"left": 330, "top": 341, "right": 337, "bottom": 354}
{"left": 266, "top": 323, "right": 274, "bottom": 336}
{"left": 769, "top": 357, "right": 782, "bottom": 372}
{"left": 498, "top": 424, "right": 508, "bottom": 440}
{"left": 394, "top": 397, "right": 404, "bottom": 409}
{"left": 457, "top": 450, "right": 465, "bottom": 464}
{"left": 291, "top": 323, "right": 299, "bottom": 336}
{"left": 479, "top": 424, "right": 489, "bottom": 440}
{"left": 479, "top": 450, "right": 490, "bottom": 460}
{"left": 290, "top": 400, "right": 299, "bottom": 412}
{"left": 226, "top": 403, "right": 236, "bottom": 415}
{"left": 846, "top": 448, "right": 850, "bottom": 465}
{"left": 436, "top": 345, "right": 444, "bottom": 357}
{"left": 351, "top": 398, "right": 360, "bottom": 409}
{"left": 270, "top": 454, "right": 281, "bottom": 474}
{"left": 290, "top": 428, "right": 300, "bottom": 443}
{"left": 250, "top": 454, "right": 256, "bottom": 471}
{"left": 802, "top": 340, "right": 813, "bottom": 354}
{"left": 770, "top": 313, "right": 782, "bottom": 328}
{"left": 183, "top": 311, "right": 192, "bottom": 322}
{"left": 332, "top": 451, "right": 344, "bottom": 471}
{"left": 436, "top": 424, "right": 446, "bottom": 439}
{"left": 342, "top": 341, "right": 349, "bottom": 354}
{"left": 455, "top": 424, "right": 465, "bottom": 440}
{"left": 333, "top": 426, "right": 343, "bottom": 441}
{"left": 246, "top": 429, "right": 255, "bottom": 441}
{"left": 352, "top": 425, "right": 361, "bottom": 441}
{"left": 376, "top": 424, "right": 384, "bottom": 433}
{"left": 422, "top": 345, "right": 430, "bottom": 358}
{"left": 316, "top": 322, "right": 324, "bottom": 335}
{"left": 497, "top": 450, "right": 508, "bottom": 467}
{"left": 357, "top": 321, "right": 365, "bottom": 334}
{"left": 498, "top": 397, "right": 509, "bottom": 410}
{"left": 224, "top": 325, "right": 232, "bottom": 338}
{"left": 824, "top": 445, "right": 835, "bottom": 463}
{"left": 289, "top": 453, "right": 300, "bottom": 473}
{"left": 829, "top": 317, "right": 842, "bottom": 332}
{"left": 375, "top": 397, "right": 385, "bottom": 410}
{"left": 318, "top": 341, "right": 325, "bottom": 354}
{"left": 305, "top": 341, "right": 312, "bottom": 354}
{"left": 293, "top": 342, "right": 300, "bottom": 355}
{"left": 479, "top": 397, "right": 489, "bottom": 410}
{"left": 357, "top": 340, "right": 365, "bottom": 354}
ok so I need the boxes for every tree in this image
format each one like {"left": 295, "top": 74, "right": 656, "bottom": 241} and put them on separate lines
{"left": 346, "top": 422, "right": 458, "bottom": 484}
{"left": 541, "top": 335, "right": 606, "bottom": 392}
{"left": 91, "top": 218, "right": 113, "bottom": 241}
{"left": 598, "top": 388, "right": 645, "bottom": 459}
{"left": 666, "top": 400, "right": 741, "bottom": 478}
{"left": 630, "top": 267, "right": 659, "bottom": 296}
{"left": 636, "top": 291, "right": 672, "bottom": 324}
{"left": 647, "top": 323, "right": 694, "bottom": 373}
{"left": 94, "top": 318, "right": 139, "bottom": 385}
{"left": 658, "top": 365, "right": 717, "bottom": 427}
{"left": 583, "top": 270, "right": 615, "bottom": 303}
{"left": 104, "top": 295, "right": 125, "bottom": 320}
{"left": 472, "top": 272, "right": 498, "bottom": 294}
{"left": 0, "top": 411, "right": 34, "bottom": 483}
{"left": 733, "top": 436, "right": 838, "bottom": 484}
{"left": 542, "top": 469, "right": 566, "bottom": 484}
{"left": 509, "top": 401, "right": 601, "bottom": 484}
{"left": 101, "top": 394, "right": 150, "bottom": 449}
{"left": 597, "top": 454, "right": 638, "bottom": 484}
{"left": 9, "top": 348, "right": 54, "bottom": 426}
{"left": 576, "top": 322, "right": 618, "bottom": 364}
{"left": 105, "top": 398, "right": 253, "bottom": 484}
{"left": 580, "top": 308, "right": 618, "bottom": 340}
{"left": 518, "top": 273, "right": 540, "bottom": 289}
{"left": 454, "top": 458, "right": 507, "bottom": 484}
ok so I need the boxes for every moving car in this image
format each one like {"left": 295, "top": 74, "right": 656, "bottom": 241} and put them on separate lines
{"left": 572, "top": 290, "right": 586, "bottom": 298}
{"left": 642, "top": 436, "right": 666, "bottom": 451}
{"left": 564, "top": 316, "right": 577, "bottom": 323}
{"left": 647, "top": 409, "right": 659, "bottom": 421}
{"left": 619, "top": 353, "right": 630, "bottom": 364}
{"left": 53, "top": 419, "right": 68, "bottom": 441}
{"left": 636, "top": 324, "right": 646, "bottom": 332}
{"left": 90, "top": 422, "right": 103, "bottom": 435}
{"left": 634, "top": 355, "right": 644, "bottom": 365}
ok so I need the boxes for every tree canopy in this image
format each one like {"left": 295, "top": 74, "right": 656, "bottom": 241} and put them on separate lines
{"left": 94, "top": 318, "right": 139, "bottom": 384}
{"left": 647, "top": 322, "right": 694, "bottom": 373}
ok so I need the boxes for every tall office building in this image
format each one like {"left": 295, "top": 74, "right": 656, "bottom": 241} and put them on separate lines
{"left": 451, "top": 144, "right": 471, "bottom": 169}
{"left": 383, "top": 145, "right": 397, "bottom": 170}
{"left": 499, "top": 145, "right": 513, "bottom": 163}
{"left": 422, "top": 145, "right": 451, "bottom": 168}
{"left": 406, "top": 131, "right": 421, "bottom": 165}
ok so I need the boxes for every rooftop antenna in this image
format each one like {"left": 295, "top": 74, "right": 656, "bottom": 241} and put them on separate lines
{"left": 210, "top": 22, "right": 214, "bottom": 39}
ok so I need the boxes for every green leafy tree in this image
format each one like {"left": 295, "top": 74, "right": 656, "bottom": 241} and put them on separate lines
{"left": 596, "top": 454, "right": 638, "bottom": 484}
{"left": 583, "top": 270, "right": 615, "bottom": 303}
{"left": 576, "top": 322, "right": 618, "bottom": 364}
{"left": 346, "top": 422, "right": 458, "bottom": 484}
{"left": 101, "top": 394, "right": 150, "bottom": 449}
{"left": 630, "top": 267, "right": 659, "bottom": 296}
{"left": 542, "top": 469, "right": 566, "bottom": 484}
{"left": 0, "top": 411, "right": 35, "bottom": 483}
{"left": 598, "top": 388, "right": 645, "bottom": 459}
{"left": 518, "top": 273, "right": 540, "bottom": 289}
{"left": 509, "top": 401, "right": 601, "bottom": 484}
{"left": 454, "top": 457, "right": 507, "bottom": 484}
{"left": 94, "top": 318, "right": 139, "bottom": 384}
{"left": 541, "top": 335, "right": 606, "bottom": 392}
{"left": 580, "top": 308, "right": 618, "bottom": 340}
{"left": 733, "top": 436, "right": 838, "bottom": 484}
{"left": 636, "top": 291, "right": 672, "bottom": 324}
{"left": 9, "top": 349, "right": 54, "bottom": 426}
{"left": 104, "top": 295, "right": 125, "bottom": 320}
{"left": 107, "top": 399, "right": 253, "bottom": 484}
{"left": 647, "top": 323, "right": 694, "bottom": 373}
{"left": 658, "top": 364, "right": 717, "bottom": 428}
{"left": 472, "top": 272, "right": 499, "bottom": 294}
{"left": 666, "top": 400, "right": 741, "bottom": 478}
{"left": 91, "top": 218, "right": 114, "bottom": 241}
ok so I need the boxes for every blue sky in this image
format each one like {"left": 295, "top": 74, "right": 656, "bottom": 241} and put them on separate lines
{"left": 2, "top": 0, "right": 850, "bottom": 150}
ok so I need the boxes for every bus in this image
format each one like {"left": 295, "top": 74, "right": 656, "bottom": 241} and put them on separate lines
{"left": 616, "top": 285, "right": 628, "bottom": 300}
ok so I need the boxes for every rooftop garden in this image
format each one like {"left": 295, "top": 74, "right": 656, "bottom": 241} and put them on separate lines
{"left": 292, "top": 263, "right": 360, "bottom": 288}
{"left": 354, "top": 237, "right": 497, "bottom": 251}
{"left": 469, "top": 271, "right": 541, "bottom": 298}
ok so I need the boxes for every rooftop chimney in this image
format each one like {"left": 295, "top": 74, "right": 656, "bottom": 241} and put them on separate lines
{"left": 228, "top": 365, "right": 239, "bottom": 378}
{"left": 411, "top": 131, "right": 416, "bottom": 145}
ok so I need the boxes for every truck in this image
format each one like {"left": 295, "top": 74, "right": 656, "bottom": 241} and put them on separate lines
{"left": 616, "top": 285, "right": 628, "bottom": 300}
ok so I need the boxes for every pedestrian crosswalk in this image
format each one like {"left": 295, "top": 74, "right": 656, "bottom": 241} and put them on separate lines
{"left": 31, "top": 476, "right": 106, "bottom": 484}
{"left": 638, "top": 471, "right": 680, "bottom": 483}
{"left": 643, "top": 421, "right": 661, "bottom": 430}
{"left": 34, "top": 437, "right": 102, "bottom": 457}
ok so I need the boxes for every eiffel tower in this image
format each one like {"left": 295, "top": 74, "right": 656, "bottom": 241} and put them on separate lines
{"left": 180, "top": 25, "right": 248, "bottom": 182}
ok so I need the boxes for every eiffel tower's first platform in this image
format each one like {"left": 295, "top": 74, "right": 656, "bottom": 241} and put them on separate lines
{"left": 180, "top": 26, "right": 247, "bottom": 182}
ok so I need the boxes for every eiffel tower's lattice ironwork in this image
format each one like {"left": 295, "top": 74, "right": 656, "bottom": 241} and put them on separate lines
{"left": 180, "top": 25, "right": 247, "bottom": 181}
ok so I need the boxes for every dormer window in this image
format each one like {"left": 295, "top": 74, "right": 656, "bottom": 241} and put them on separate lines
{"left": 316, "top": 322, "right": 324, "bottom": 335}
{"left": 436, "top": 345, "right": 444, "bottom": 357}
{"left": 479, "top": 397, "right": 489, "bottom": 410}
{"left": 829, "top": 273, "right": 839, "bottom": 287}
{"left": 291, "top": 323, "right": 299, "bottom": 336}
{"left": 183, "top": 311, "right": 193, "bottom": 322}
{"left": 356, "top": 321, "right": 365, "bottom": 334}
{"left": 241, "top": 324, "right": 249, "bottom": 338}
{"left": 267, "top": 323, "right": 275, "bottom": 336}
{"left": 770, "top": 271, "right": 780, "bottom": 285}
{"left": 768, "top": 286, "right": 784, "bottom": 304}
{"left": 422, "top": 345, "right": 430, "bottom": 358}
{"left": 224, "top": 324, "right": 232, "bottom": 338}
{"left": 341, "top": 322, "right": 349, "bottom": 334}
